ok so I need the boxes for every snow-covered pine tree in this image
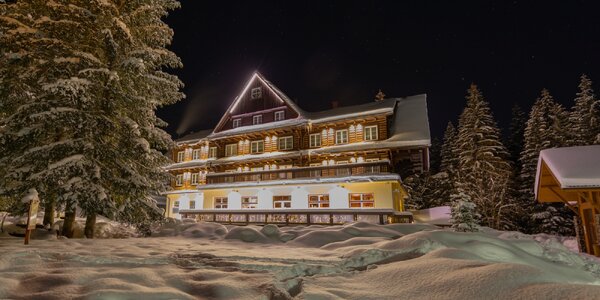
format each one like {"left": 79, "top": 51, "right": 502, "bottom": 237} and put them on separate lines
{"left": 519, "top": 89, "right": 573, "bottom": 235}
{"left": 450, "top": 187, "right": 479, "bottom": 232}
{"left": 0, "top": 0, "right": 183, "bottom": 238}
{"left": 455, "top": 84, "right": 513, "bottom": 229}
{"left": 440, "top": 121, "right": 458, "bottom": 174}
{"left": 428, "top": 137, "right": 442, "bottom": 174}
{"left": 569, "top": 74, "right": 600, "bottom": 146}
{"left": 506, "top": 104, "right": 527, "bottom": 167}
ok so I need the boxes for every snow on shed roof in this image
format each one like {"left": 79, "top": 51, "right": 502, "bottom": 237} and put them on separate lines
{"left": 536, "top": 145, "right": 600, "bottom": 193}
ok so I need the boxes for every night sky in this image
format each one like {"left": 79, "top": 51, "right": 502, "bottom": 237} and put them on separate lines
{"left": 159, "top": 0, "right": 600, "bottom": 140}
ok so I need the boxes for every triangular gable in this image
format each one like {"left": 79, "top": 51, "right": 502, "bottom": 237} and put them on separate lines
{"left": 213, "top": 72, "right": 305, "bottom": 133}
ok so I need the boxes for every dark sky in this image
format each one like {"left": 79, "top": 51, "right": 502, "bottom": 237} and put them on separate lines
{"left": 158, "top": 0, "right": 600, "bottom": 140}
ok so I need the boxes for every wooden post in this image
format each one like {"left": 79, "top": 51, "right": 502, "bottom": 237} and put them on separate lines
{"left": 24, "top": 196, "right": 40, "bottom": 245}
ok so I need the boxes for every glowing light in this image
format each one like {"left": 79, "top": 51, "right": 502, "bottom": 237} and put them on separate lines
{"left": 350, "top": 157, "right": 356, "bottom": 163}
{"left": 356, "top": 124, "right": 363, "bottom": 131}
{"left": 349, "top": 125, "right": 355, "bottom": 132}
{"left": 322, "top": 160, "right": 328, "bottom": 165}
{"left": 357, "top": 157, "right": 364, "bottom": 163}
{"left": 229, "top": 72, "right": 285, "bottom": 113}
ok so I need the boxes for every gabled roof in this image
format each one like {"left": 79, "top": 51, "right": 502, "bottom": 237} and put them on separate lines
{"left": 535, "top": 145, "right": 600, "bottom": 196}
{"left": 212, "top": 72, "right": 305, "bottom": 133}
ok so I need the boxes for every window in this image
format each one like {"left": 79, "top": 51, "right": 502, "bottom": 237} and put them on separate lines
{"left": 189, "top": 200, "right": 196, "bottom": 209}
{"left": 242, "top": 196, "right": 258, "bottom": 209}
{"left": 225, "top": 143, "right": 238, "bottom": 157}
{"left": 214, "top": 197, "right": 228, "bottom": 209}
{"left": 274, "top": 111, "right": 285, "bottom": 121}
{"left": 349, "top": 193, "right": 375, "bottom": 208}
{"left": 251, "top": 140, "right": 264, "bottom": 154}
{"left": 253, "top": 115, "right": 262, "bottom": 125}
{"left": 273, "top": 195, "right": 292, "bottom": 208}
{"left": 309, "top": 133, "right": 321, "bottom": 148}
{"left": 191, "top": 173, "right": 199, "bottom": 185}
{"left": 177, "top": 151, "right": 185, "bottom": 162}
{"left": 364, "top": 125, "right": 378, "bottom": 141}
{"left": 175, "top": 174, "right": 183, "bottom": 186}
{"left": 251, "top": 87, "right": 262, "bottom": 99}
{"left": 309, "top": 163, "right": 322, "bottom": 177}
{"left": 174, "top": 201, "right": 180, "bottom": 208}
{"left": 251, "top": 167, "right": 264, "bottom": 171}
{"left": 209, "top": 147, "right": 217, "bottom": 158}
{"left": 192, "top": 149, "right": 200, "bottom": 160}
{"left": 278, "top": 136, "right": 293, "bottom": 150}
{"left": 233, "top": 118, "right": 242, "bottom": 128}
{"left": 309, "top": 194, "right": 330, "bottom": 208}
{"left": 335, "top": 129, "right": 348, "bottom": 144}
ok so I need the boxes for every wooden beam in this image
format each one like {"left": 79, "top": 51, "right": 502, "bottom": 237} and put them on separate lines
{"left": 548, "top": 187, "right": 580, "bottom": 216}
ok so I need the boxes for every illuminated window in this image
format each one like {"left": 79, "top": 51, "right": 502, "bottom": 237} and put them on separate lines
{"left": 251, "top": 140, "right": 264, "bottom": 154}
{"left": 225, "top": 143, "right": 238, "bottom": 157}
{"left": 176, "top": 151, "right": 185, "bottom": 162}
{"left": 251, "top": 87, "right": 262, "bottom": 99}
{"left": 191, "top": 173, "right": 199, "bottom": 185}
{"left": 174, "top": 201, "right": 180, "bottom": 208}
{"left": 309, "top": 133, "right": 321, "bottom": 148}
{"left": 364, "top": 125, "right": 378, "bottom": 141}
{"left": 242, "top": 196, "right": 258, "bottom": 209}
{"left": 192, "top": 149, "right": 200, "bottom": 160}
{"left": 274, "top": 111, "right": 285, "bottom": 121}
{"left": 189, "top": 200, "right": 196, "bottom": 209}
{"left": 308, "top": 194, "right": 330, "bottom": 208}
{"left": 175, "top": 174, "right": 183, "bottom": 186}
{"left": 208, "top": 147, "right": 217, "bottom": 158}
{"left": 273, "top": 195, "right": 292, "bottom": 208}
{"left": 253, "top": 115, "right": 262, "bottom": 125}
{"left": 214, "top": 197, "right": 228, "bottom": 209}
{"left": 278, "top": 136, "right": 293, "bottom": 150}
{"left": 335, "top": 129, "right": 348, "bottom": 144}
{"left": 349, "top": 193, "right": 375, "bottom": 208}
{"left": 233, "top": 118, "right": 242, "bottom": 128}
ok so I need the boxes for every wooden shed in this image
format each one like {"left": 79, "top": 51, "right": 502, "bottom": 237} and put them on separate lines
{"left": 535, "top": 145, "right": 600, "bottom": 256}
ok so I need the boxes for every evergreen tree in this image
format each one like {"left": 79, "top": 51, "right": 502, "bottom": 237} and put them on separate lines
{"left": 506, "top": 104, "right": 527, "bottom": 167}
{"left": 569, "top": 74, "right": 600, "bottom": 146}
{"left": 519, "top": 89, "right": 573, "bottom": 235}
{"left": 455, "top": 84, "right": 513, "bottom": 229}
{"left": 428, "top": 137, "right": 442, "bottom": 174}
{"left": 450, "top": 187, "right": 479, "bottom": 232}
{"left": 0, "top": 0, "right": 182, "bottom": 237}
{"left": 440, "top": 121, "right": 458, "bottom": 174}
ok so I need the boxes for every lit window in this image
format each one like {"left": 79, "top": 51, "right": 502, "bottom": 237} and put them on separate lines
{"left": 364, "top": 125, "right": 378, "bottom": 141}
{"left": 279, "top": 164, "right": 293, "bottom": 169}
{"left": 278, "top": 136, "right": 293, "bottom": 150}
{"left": 335, "top": 129, "right": 348, "bottom": 144}
{"left": 251, "top": 87, "right": 262, "bottom": 99}
{"left": 309, "top": 133, "right": 321, "bottom": 148}
{"left": 191, "top": 173, "right": 199, "bottom": 185}
{"left": 192, "top": 149, "right": 201, "bottom": 160}
{"left": 251, "top": 140, "right": 264, "bottom": 154}
{"left": 233, "top": 119, "right": 242, "bottom": 128}
{"left": 175, "top": 174, "right": 183, "bottom": 186}
{"left": 273, "top": 195, "right": 292, "bottom": 208}
{"left": 242, "top": 196, "right": 258, "bottom": 209}
{"left": 253, "top": 115, "right": 262, "bottom": 125}
{"left": 214, "top": 197, "right": 228, "bottom": 209}
{"left": 308, "top": 194, "right": 330, "bottom": 208}
{"left": 225, "top": 143, "right": 238, "bottom": 157}
{"left": 174, "top": 201, "right": 180, "bottom": 208}
{"left": 209, "top": 147, "right": 217, "bottom": 158}
{"left": 349, "top": 193, "right": 375, "bottom": 208}
{"left": 274, "top": 111, "right": 285, "bottom": 121}
{"left": 177, "top": 151, "right": 185, "bottom": 162}
{"left": 251, "top": 167, "right": 264, "bottom": 171}
{"left": 189, "top": 200, "right": 196, "bottom": 209}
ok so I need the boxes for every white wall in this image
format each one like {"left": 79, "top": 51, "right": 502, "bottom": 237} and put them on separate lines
{"left": 227, "top": 191, "right": 242, "bottom": 209}
{"left": 291, "top": 187, "right": 309, "bottom": 208}
{"left": 329, "top": 186, "right": 349, "bottom": 208}
{"left": 257, "top": 189, "right": 273, "bottom": 209}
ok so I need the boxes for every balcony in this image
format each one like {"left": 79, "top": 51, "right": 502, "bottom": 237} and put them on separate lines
{"left": 206, "top": 161, "right": 390, "bottom": 184}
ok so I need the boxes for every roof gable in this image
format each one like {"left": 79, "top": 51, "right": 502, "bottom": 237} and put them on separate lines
{"left": 213, "top": 72, "right": 304, "bottom": 133}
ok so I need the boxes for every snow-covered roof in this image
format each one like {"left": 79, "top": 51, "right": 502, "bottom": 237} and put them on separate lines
{"left": 196, "top": 174, "right": 401, "bottom": 190}
{"left": 535, "top": 145, "right": 600, "bottom": 195}
{"left": 207, "top": 118, "right": 307, "bottom": 140}
{"left": 305, "top": 98, "right": 397, "bottom": 124}
{"left": 165, "top": 151, "right": 301, "bottom": 171}
{"left": 175, "top": 129, "right": 212, "bottom": 144}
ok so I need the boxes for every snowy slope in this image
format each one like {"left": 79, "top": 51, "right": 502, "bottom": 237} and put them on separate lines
{"left": 1, "top": 221, "right": 599, "bottom": 299}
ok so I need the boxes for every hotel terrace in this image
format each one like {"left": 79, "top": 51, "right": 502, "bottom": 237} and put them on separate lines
{"left": 163, "top": 72, "right": 431, "bottom": 225}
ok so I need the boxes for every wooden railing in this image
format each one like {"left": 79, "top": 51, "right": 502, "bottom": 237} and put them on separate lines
{"left": 206, "top": 161, "right": 390, "bottom": 184}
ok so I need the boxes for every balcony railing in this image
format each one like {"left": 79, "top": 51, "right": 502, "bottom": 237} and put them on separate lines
{"left": 206, "top": 161, "right": 390, "bottom": 184}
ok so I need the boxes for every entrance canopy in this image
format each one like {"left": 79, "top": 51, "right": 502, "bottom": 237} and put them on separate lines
{"left": 535, "top": 145, "right": 600, "bottom": 203}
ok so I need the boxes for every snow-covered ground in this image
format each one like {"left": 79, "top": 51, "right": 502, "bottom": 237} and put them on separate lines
{"left": 1, "top": 216, "right": 600, "bottom": 299}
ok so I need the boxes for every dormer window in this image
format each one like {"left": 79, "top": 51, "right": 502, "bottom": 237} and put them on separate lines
{"left": 233, "top": 118, "right": 241, "bottom": 128}
{"left": 274, "top": 111, "right": 285, "bottom": 121}
{"left": 253, "top": 115, "right": 262, "bottom": 125}
{"left": 251, "top": 87, "right": 262, "bottom": 99}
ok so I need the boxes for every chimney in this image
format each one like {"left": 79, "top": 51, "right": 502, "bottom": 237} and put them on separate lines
{"left": 331, "top": 100, "right": 339, "bottom": 109}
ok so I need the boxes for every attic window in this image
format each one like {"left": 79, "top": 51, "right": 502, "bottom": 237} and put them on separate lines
{"left": 251, "top": 87, "right": 262, "bottom": 99}
{"left": 233, "top": 118, "right": 241, "bottom": 128}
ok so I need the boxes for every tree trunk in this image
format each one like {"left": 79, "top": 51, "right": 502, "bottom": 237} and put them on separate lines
{"left": 62, "top": 207, "right": 76, "bottom": 238}
{"left": 43, "top": 198, "right": 55, "bottom": 228}
{"left": 84, "top": 213, "right": 96, "bottom": 239}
